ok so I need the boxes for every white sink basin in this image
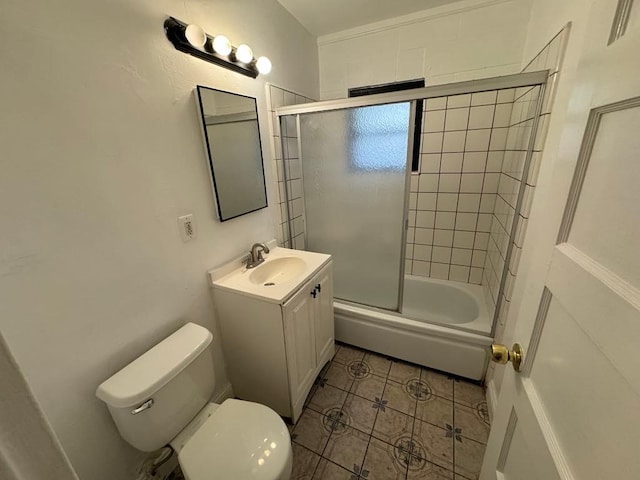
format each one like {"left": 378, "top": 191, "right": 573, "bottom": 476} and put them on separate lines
{"left": 249, "top": 257, "right": 307, "bottom": 286}
{"left": 209, "top": 246, "right": 331, "bottom": 304}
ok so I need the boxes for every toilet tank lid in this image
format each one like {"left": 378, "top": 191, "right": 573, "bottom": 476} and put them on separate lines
{"left": 96, "top": 323, "right": 213, "bottom": 408}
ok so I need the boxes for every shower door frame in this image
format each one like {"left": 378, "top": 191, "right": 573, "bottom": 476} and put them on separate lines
{"left": 277, "top": 71, "right": 547, "bottom": 115}
{"left": 279, "top": 102, "right": 416, "bottom": 312}
{"left": 276, "top": 70, "right": 549, "bottom": 336}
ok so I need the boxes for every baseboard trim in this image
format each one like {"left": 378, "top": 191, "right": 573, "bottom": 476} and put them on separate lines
{"left": 486, "top": 378, "right": 498, "bottom": 423}
{"left": 212, "top": 383, "right": 234, "bottom": 403}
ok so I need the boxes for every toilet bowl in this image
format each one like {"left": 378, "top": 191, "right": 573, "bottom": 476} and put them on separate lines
{"left": 173, "top": 400, "right": 291, "bottom": 480}
{"left": 96, "top": 323, "right": 292, "bottom": 480}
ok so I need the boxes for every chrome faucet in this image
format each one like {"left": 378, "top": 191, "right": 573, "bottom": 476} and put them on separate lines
{"left": 246, "top": 243, "right": 270, "bottom": 268}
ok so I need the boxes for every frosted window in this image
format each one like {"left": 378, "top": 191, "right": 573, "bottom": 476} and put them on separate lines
{"left": 351, "top": 103, "right": 411, "bottom": 171}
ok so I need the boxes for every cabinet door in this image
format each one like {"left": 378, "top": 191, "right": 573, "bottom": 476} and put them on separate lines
{"left": 313, "top": 265, "right": 335, "bottom": 365}
{"left": 283, "top": 282, "right": 317, "bottom": 407}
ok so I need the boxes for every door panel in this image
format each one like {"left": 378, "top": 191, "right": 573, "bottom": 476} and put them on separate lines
{"left": 546, "top": 245, "right": 640, "bottom": 390}
{"left": 314, "top": 266, "right": 335, "bottom": 365}
{"left": 482, "top": 1, "right": 640, "bottom": 479}
{"left": 498, "top": 405, "right": 562, "bottom": 480}
{"left": 489, "top": 371, "right": 567, "bottom": 480}
{"left": 283, "top": 285, "right": 316, "bottom": 405}
{"left": 500, "top": 422, "right": 539, "bottom": 480}
{"left": 530, "top": 297, "right": 640, "bottom": 478}
{"left": 567, "top": 104, "right": 640, "bottom": 287}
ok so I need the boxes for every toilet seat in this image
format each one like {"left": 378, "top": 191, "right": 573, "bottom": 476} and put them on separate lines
{"left": 178, "top": 399, "right": 292, "bottom": 480}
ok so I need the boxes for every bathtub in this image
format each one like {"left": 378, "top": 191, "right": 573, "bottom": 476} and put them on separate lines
{"left": 333, "top": 276, "right": 493, "bottom": 380}
{"left": 402, "top": 275, "right": 492, "bottom": 334}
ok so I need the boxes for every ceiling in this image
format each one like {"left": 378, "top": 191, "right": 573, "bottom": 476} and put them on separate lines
{"left": 277, "top": 0, "right": 462, "bottom": 36}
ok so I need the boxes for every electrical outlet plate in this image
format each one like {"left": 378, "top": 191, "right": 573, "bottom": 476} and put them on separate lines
{"left": 178, "top": 214, "right": 197, "bottom": 242}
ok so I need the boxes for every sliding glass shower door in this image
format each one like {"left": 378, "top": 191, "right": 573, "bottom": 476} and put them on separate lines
{"left": 294, "top": 103, "right": 412, "bottom": 310}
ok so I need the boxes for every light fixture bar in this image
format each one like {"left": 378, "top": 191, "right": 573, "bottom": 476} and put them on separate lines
{"left": 163, "top": 17, "right": 259, "bottom": 78}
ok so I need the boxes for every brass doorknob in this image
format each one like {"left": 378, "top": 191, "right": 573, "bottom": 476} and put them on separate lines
{"left": 490, "top": 343, "right": 524, "bottom": 372}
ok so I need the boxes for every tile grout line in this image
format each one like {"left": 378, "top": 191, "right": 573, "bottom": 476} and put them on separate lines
{"left": 383, "top": 361, "right": 410, "bottom": 479}
{"left": 313, "top": 349, "right": 357, "bottom": 477}
{"left": 454, "top": 98, "right": 474, "bottom": 282}
{"left": 405, "top": 368, "right": 420, "bottom": 479}
{"left": 352, "top": 355, "right": 387, "bottom": 479}
{"left": 304, "top": 348, "right": 348, "bottom": 479}
{"left": 312, "top": 348, "right": 365, "bottom": 478}
{"left": 473, "top": 93, "right": 500, "bottom": 286}
{"left": 427, "top": 97, "right": 448, "bottom": 278}
{"left": 349, "top": 349, "right": 369, "bottom": 479}
{"left": 362, "top": 352, "right": 392, "bottom": 478}
{"left": 452, "top": 378, "right": 457, "bottom": 478}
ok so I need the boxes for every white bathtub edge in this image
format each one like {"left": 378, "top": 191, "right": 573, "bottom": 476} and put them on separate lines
{"left": 335, "top": 302, "right": 491, "bottom": 381}
{"left": 336, "top": 301, "right": 493, "bottom": 347}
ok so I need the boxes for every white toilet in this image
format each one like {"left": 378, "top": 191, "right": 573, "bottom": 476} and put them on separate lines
{"left": 96, "top": 323, "right": 292, "bottom": 480}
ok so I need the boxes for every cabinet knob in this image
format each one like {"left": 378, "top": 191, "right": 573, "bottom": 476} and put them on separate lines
{"left": 310, "top": 289, "right": 317, "bottom": 298}
{"left": 316, "top": 283, "right": 321, "bottom": 293}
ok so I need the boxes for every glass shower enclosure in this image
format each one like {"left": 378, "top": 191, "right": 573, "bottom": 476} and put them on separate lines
{"left": 292, "top": 103, "right": 414, "bottom": 311}
{"left": 277, "top": 71, "right": 548, "bottom": 336}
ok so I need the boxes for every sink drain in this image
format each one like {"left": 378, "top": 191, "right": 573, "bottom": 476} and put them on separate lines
{"left": 264, "top": 282, "right": 275, "bottom": 286}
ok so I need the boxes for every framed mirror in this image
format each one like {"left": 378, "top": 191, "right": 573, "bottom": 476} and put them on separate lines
{"left": 195, "top": 86, "right": 268, "bottom": 221}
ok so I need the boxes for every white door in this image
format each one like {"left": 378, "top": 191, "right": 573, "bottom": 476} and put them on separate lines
{"left": 482, "top": 2, "right": 640, "bottom": 479}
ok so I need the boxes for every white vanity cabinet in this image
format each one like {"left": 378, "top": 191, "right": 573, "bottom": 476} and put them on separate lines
{"left": 282, "top": 266, "right": 334, "bottom": 417}
{"left": 210, "top": 251, "right": 334, "bottom": 423}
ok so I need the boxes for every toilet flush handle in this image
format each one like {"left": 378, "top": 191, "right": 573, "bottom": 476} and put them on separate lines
{"left": 131, "top": 398, "right": 154, "bottom": 415}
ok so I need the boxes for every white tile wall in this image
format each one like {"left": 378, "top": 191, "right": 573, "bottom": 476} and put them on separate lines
{"left": 406, "top": 90, "right": 512, "bottom": 284}
{"left": 485, "top": 24, "right": 570, "bottom": 389}
{"left": 483, "top": 27, "right": 569, "bottom": 314}
{"left": 265, "top": 84, "right": 315, "bottom": 248}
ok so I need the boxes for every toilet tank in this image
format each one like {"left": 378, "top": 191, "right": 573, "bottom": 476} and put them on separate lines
{"left": 96, "top": 323, "right": 215, "bottom": 452}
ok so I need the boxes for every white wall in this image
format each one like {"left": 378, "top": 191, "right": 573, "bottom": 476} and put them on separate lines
{"left": 0, "top": 1, "right": 318, "bottom": 479}
{"left": 0, "top": 333, "right": 78, "bottom": 480}
{"left": 318, "top": 0, "right": 532, "bottom": 99}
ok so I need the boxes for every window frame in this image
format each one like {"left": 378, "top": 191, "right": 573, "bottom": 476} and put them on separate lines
{"left": 349, "top": 79, "right": 425, "bottom": 172}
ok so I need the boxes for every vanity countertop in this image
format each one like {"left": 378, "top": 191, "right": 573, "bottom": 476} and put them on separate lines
{"left": 208, "top": 246, "right": 331, "bottom": 304}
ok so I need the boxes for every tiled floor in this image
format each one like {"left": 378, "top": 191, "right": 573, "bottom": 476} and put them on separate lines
{"left": 289, "top": 342, "right": 490, "bottom": 480}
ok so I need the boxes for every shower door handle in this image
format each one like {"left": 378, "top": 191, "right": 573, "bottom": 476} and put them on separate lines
{"left": 490, "top": 343, "right": 524, "bottom": 372}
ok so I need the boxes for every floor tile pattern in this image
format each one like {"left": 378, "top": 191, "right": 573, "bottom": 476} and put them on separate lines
{"left": 291, "top": 342, "right": 490, "bottom": 480}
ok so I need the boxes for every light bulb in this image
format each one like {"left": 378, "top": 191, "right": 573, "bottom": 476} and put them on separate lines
{"left": 256, "top": 56, "right": 272, "bottom": 74}
{"left": 185, "top": 24, "right": 206, "bottom": 49}
{"left": 212, "top": 35, "right": 232, "bottom": 56}
{"left": 236, "top": 44, "right": 254, "bottom": 63}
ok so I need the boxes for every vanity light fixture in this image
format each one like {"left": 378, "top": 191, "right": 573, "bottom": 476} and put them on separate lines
{"left": 184, "top": 24, "right": 206, "bottom": 49}
{"left": 212, "top": 35, "right": 232, "bottom": 56}
{"left": 235, "top": 44, "right": 254, "bottom": 64}
{"left": 164, "top": 17, "right": 271, "bottom": 78}
{"left": 256, "top": 57, "right": 272, "bottom": 75}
